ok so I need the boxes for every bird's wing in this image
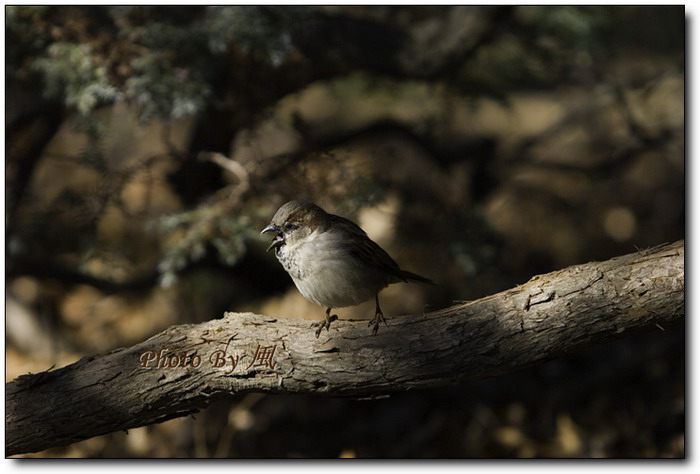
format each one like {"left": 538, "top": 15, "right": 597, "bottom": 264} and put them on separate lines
{"left": 328, "top": 214, "right": 411, "bottom": 282}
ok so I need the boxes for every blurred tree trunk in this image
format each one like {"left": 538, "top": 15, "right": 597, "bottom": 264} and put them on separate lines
{"left": 6, "top": 240, "right": 684, "bottom": 456}
{"left": 5, "top": 99, "right": 64, "bottom": 223}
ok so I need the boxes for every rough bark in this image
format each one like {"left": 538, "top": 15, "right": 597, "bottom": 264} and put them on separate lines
{"left": 6, "top": 240, "right": 684, "bottom": 456}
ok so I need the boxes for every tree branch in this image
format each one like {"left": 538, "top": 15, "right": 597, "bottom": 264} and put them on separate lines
{"left": 6, "top": 240, "right": 684, "bottom": 456}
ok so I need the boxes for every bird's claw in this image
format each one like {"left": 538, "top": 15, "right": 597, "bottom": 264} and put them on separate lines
{"left": 368, "top": 312, "right": 388, "bottom": 335}
{"left": 313, "top": 314, "right": 338, "bottom": 338}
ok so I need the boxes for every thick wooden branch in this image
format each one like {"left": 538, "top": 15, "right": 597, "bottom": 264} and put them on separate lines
{"left": 6, "top": 241, "right": 684, "bottom": 456}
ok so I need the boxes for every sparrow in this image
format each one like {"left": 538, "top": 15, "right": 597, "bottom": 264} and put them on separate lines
{"left": 262, "top": 200, "right": 433, "bottom": 337}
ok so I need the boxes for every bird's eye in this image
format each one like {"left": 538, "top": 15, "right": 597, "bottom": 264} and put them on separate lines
{"left": 283, "top": 223, "right": 298, "bottom": 233}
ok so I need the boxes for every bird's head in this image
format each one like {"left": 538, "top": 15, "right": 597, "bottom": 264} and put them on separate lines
{"left": 261, "top": 200, "right": 328, "bottom": 252}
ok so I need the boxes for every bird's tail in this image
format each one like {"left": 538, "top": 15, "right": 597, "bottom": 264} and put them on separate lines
{"left": 400, "top": 270, "right": 435, "bottom": 285}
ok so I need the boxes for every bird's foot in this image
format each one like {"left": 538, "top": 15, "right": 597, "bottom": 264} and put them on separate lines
{"left": 313, "top": 313, "right": 338, "bottom": 338}
{"left": 368, "top": 311, "right": 388, "bottom": 336}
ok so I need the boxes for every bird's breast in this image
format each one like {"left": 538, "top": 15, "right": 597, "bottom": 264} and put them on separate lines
{"left": 275, "top": 230, "right": 390, "bottom": 308}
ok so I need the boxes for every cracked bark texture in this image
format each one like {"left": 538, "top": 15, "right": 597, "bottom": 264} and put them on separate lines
{"left": 6, "top": 240, "right": 684, "bottom": 456}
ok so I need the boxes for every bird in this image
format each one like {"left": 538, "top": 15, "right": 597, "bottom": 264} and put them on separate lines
{"left": 261, "top": 200, "right": 433, "bottom": 337}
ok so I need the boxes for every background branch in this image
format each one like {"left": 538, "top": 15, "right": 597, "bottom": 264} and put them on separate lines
{"left": 6, "top": 240, "right": 684, "bottom": 456}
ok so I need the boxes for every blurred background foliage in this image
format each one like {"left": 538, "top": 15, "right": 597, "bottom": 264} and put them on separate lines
{"left": 5, "top": 5, "right": 684, "bottom": 458}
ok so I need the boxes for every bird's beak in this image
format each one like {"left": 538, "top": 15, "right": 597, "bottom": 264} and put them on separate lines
{"left": 261, "top": 224, "right": 283, "bottom": 252}
{"left": 261, "top": 224, "right": 278, "bottom": 235}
